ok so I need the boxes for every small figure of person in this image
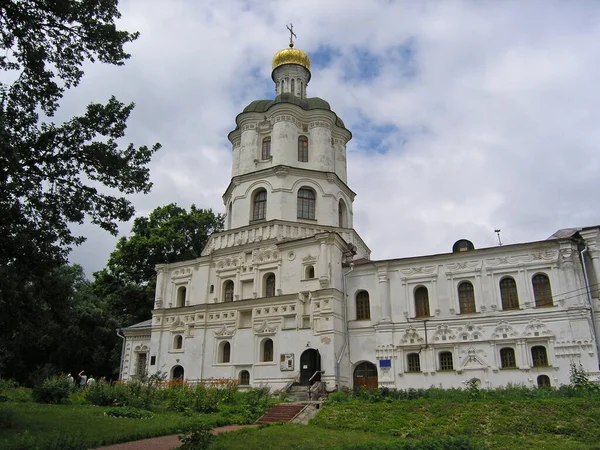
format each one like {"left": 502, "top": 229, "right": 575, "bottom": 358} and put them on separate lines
{"left": 67, "top": 373, "right": 74, "bottom": 384}
{"left": 78, "top": 371, "right": 87, "bottom": 388}
{"left": 87, "top": 376, "right": 95, "bottom": 385}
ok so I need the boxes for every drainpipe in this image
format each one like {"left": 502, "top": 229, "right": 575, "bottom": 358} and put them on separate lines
{"left": 116, "top": 329, "right": 126, "bottom": 381}
{"left": 336, "top": 263, "right": 354, "bottom": 391}
{"left": 581, "top": 247, "right": 600, "bottom": 370}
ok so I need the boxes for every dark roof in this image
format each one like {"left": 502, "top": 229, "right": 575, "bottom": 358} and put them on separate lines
{"left": 121, "top": 319, "right": 152, "bottom": 331}
{"left": 241, "top": 93, "right": 347, "bottom": 129}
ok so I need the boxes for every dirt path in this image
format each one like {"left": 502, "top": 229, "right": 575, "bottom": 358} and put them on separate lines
{"left": 94, "top": 424, "right": 259, "bottom": 450}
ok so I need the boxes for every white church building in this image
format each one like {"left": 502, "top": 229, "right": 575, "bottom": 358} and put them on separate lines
{"left": 120, "top": 41, "right": 600, "bottom": 392}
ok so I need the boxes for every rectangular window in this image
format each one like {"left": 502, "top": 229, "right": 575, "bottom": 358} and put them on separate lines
{"left": 136, "top": 353, "right": 147, "bottom": 376}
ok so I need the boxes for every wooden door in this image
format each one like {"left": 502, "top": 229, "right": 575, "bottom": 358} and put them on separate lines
{"left": 353, "top": 361, "right": 378, "bottom": 389}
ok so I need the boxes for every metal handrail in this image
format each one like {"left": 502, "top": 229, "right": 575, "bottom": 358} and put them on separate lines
{"left": 309, "top": 370, "right": 322, "bottom": 383}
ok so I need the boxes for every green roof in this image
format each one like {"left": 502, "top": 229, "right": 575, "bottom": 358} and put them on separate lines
{"left": 241, "top": 93, "right": 346, "bottom": 129}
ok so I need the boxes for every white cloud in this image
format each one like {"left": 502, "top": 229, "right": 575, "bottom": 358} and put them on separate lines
{"left": 67, "top": 0, "right": 600, "bottom": 275}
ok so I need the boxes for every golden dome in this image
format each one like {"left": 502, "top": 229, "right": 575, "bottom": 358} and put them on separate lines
{"left": 272, "top": 45, "right": 311, "bottom": 71}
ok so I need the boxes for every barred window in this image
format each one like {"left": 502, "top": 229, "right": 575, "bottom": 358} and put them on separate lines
{"left": 222, "top": 342, "right": 231, "bottom": 363}
{"left": 261, "top": 137, "right": 271, "bottom": 160}
{"left": 252, "top": 189, "right": 267, "bottom": 220}
{"left": 537, "top": 375, "right": 551, "bottom": 387}
{"left": 414, "top": 287, "right": 430, "bottom": 318}
{"left": 298, "top": 136, "right": 308, "bottom": 162}
{"left": 500, "top": 347, "right": 516, "bottom": 368}
{"left": 265, "top": 273, "right": 275, "bottom": 297}
{"left": 458, "top": 281, "right": 476, "bottom": 314}
{"left": 297, "top": 188, "right": 315, "bottom": 220}
{"left": 224, "top": 280, "right": 234, "bottom": 302}
{"left": 407, "top": 353, "right": 421, "bottom": 372}
{"left": 239, "top": 370, "right": 250, "bottom": 385}
{"left": 263, "top": 339, "right": 273, "bottom": 362}
{"left": 173, "top": 335, "right": 183, "bottom": 350}
{"left": 531, "top": 346, "right": 548, "bottom": 367}
{"left": 439, "top": 351, "right": 454, "bottom": 371}
{"left": 356, "top": 291, "right": 370, "bottom": 320}
{"left": 500, "top": 277, "right": 519, "bottom": 310}
{"left": 532, "top": 274, "right": 553, "bottom": 307}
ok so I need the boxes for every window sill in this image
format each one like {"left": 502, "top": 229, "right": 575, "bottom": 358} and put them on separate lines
{"left": 214, "top": 363, "right": 232, "bottom": 366}
{"left": 169, "top": 349, "right": 184, "bottom": 354}
{"left": 249, "top": 219, "right": 266, "bottom": 224}
{"left": 297, "top": 217, "right": 317, "bottom": 222}
{"left": 405, "top": 371, "right": 422, "bottom": 374}
{"left": 499, "top": 367, "right": 519, "bottom": 370}
{"left": 255, "top": 362, "right": 276, "bottom": 366}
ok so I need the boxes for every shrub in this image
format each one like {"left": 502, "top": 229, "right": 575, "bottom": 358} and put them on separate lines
{"left": 32, "top": 377, "right": 72, "bottom": 404}
{"left": 104, "top": 406, "right": 154, "bottom": 419}
{"left": 3, "top": 430, "right": 87, "bottom": 450}
{"left": 0, "top": 405, "right": 15, "bottom": 429}
{"left": 570, "top": 362, "right": 600, "bottom": 392}
{"left": 343, "top": 437, "right": 479, "bottom": 450}
{"left": 179, "top": 423, "right": 215, "bottom": 450}
{"left": 327, "top": 391, "right": 350, "bottom": 404}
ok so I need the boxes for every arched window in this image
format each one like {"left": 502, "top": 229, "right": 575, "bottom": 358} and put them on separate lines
{"left": 221, "top": 342, "right": 231, "bottom": 363}
{"left": 537, "top": 375, "right": 551, "bottom": 387}
{"left": 172, "top": 365, "right": 184, "bottom": 380}
{"left": 305, "top": 265, "right": 315, "bottom": 279}
{"left": 458, "top": 281, "right": 475, "bottom": 314}
{"left": 173, "top": 335, "right": 183, "bottom": 350}
{"left": 209, "top": 285, "right": 214, "bottom": 293}
{"left": 439, "top": 351, "right": 454, "bottom": 371}
{"left": 176, "top": 286, "right": 186, "bottom": 308}
{"left": 291, "top": 79, "right": 295, "bottom": 95}
{"left": 300, "top": 81, "right": 303, "bottom": 97}
{"left": 223, "top": 280, "right": 234, "bottom": 302}
{"left": 531, "top": 346, "right": 548, "bottom": 367}
{"left": 356, "top": 291, "right": 370, "bottom": 320}
{"left": 407, "top": 353, "right": 421, "bottom": 372}
{"left": 297, "top": 188, "right": 315, "bottom": 220}
{"left": 500, "top": 347, "right": 516, "bottom": 368}
{"left": 500, "top": 277, "right": 519, "bottom": 310}
{"left": 298, "top": 136, "right": 308, "bottom": 162}
{"left": 338, "top": 199, "right": 347, "bottom": 228}
{"left": 239, "top": 370, "right": 250, "bottom": 385}
{"left": 261, "top": 137, "right": 271, "bottom": 160}
{"left": 262, "top": 339, "right": 273, "bottom": 362}
{"left": 532, "top": 274, "right": 553, "bottom": 307}
{"left": 265, "top": 273, "right": 275, "bottom": 297}
{"left": 414, "top": 286, "right": 430, "bottom": 318}
{"left": 253, "top": 189, "right": 267, "bottom": 221}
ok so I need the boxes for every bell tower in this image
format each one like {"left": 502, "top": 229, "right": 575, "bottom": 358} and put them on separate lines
{"left": 224, "top": 33, "right": 354, "bottom": 232}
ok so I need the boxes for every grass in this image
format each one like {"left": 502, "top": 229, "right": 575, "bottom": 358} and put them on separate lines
{"left": 0, "top": 402, "right": 194, "bottom": 449}
{"left": 213, "top": 397, "right": 600, "bottom": 449}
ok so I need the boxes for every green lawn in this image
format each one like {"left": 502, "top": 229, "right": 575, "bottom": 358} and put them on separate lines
{"left": 0, "top": 402, "right": 191, "bottom": 449}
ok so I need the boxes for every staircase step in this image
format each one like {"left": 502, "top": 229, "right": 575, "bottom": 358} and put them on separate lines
{"left": 256, "top": 403, "right": 306, "bottom": 424}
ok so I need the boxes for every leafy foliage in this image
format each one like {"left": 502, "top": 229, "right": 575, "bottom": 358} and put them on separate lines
{"left": 569, "top": 361, "right": 600, "bottom": 392}
{"left": 31, "top": 377, "right": 73, "bottom": 404}
{"left": 104, "top": 406, "right": 153, "bottom": 419}
{"left": 0, "top": 0, "right": 159, "bottom": 382}
{"left": 179, "top": 423, "right": 215, "bottom": 450}
{"left": 93, "top": 204, "right": 223, "bottom": 324}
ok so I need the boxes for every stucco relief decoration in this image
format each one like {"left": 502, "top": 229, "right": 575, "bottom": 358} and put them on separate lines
{"left": 523, "top": 319, "right": 555, "bottom": 338}
{"left": 170, "top": 317, "right": 185, "bottom": 331}
{"left": 302, "top": 254, "right": 317, "bottom": 264}
{"left": 457, "top": 323, "right": 484, "bottom": 341}
{"left": 490, "top": 321, "right": 519, "bottom": 340}
{"left": 485, "top": 250, "right": 558, "bottom": 268}
{"left": 555, "top": 340, "right": 595, "bottom": 358}
{"left": 214, "top": 252, "right": 245, "bottom": 270}
{"left": 172, "top": 267, "right": 192, "bottom": 279}
{"left": 376, "top": 344, "right": 395, "bottom": 360}
{"left": 444, "top": 261, "right": 482, "bottom": 274}
{"left": 253, "top": 320, "right": 277, "bottom": 336}
{"left": 309, "top": 120, "right": 331, "bottom": 129}
{"left": 457, "top": 346, "right": 489, "bottom": 372}
{"left": 252, "top": 245, "right": 280, "bottom": 264}
{"left": 399, "top": 327, "right": 424, "bottom": 345}
{"left": 400, "top": 266, "right": 437, "bottom": 276}
{"left": 214, "top": 325, "right": 236, "bottom": 338}
{"left": 134, "top": 345, "right": 149, "bottom": 352}
{"left": 257, "top": 116, "right": 272, "bottom": 132}
{"left": 433, "top": 324, "right": 456, "bottom": 342}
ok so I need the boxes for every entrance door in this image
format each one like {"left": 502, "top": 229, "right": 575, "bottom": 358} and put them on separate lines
{"left": 300, "top": 349, "right": 321, "bottom": 386}
{"left": 353, "top": 361, "right": 378, "bottom": 389}
{"left": 172, "top": 365, "right": 184, "bottom": 380}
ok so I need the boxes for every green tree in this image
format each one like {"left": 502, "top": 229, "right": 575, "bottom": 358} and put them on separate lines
{"left": 94, "top": 204, "right": 224, "bottom": 324}
{"left": 0, "top": 0, "right": 160, "bottom": 381}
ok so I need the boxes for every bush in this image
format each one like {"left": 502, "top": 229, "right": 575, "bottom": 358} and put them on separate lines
{"left": 32, "top": 377, "right": 72, "bottom": 404}
{"left": 327, "top": 391, "right": 350, "bottom": 404}
{"left": 104, "top": 406, "right": 154, "bottom": 419}
{"left": 3, "top": 430, "right": 87, "bottom": 450}
{"left": 179, "top": 423, "right": 215, "bottom": 450}
{"left": 0, "top": 405, "right": 15, "bottom": 429}
{"left": 343, "top": 437, "right": 479, "bottom": 450}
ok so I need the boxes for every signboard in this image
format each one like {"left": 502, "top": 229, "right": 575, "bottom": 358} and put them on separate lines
{"left": 379, "top": 359, "right": 391, "bottom": 368}
{"left": 280, "top": 353, "right": 294, "bottom": 371}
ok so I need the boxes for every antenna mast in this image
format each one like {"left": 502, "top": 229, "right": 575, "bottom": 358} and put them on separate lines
{"left": 494, "top": 229, "right": 502, "bottom": 246}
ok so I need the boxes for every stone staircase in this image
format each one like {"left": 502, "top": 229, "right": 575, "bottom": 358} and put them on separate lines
{"left": 288, "top": 384, "right": 310, "bottom": 401}
{"left": 256, "top": 403, "right": 306, "bottom": 424}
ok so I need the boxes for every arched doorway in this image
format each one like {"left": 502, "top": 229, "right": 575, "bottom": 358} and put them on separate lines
{"left": 172, "top": 365, "right": 184, "bottom": 380}
{"left": 353, "top": 361, "right": 378, "bottom": 389}
{"left": 300, "top": 349, "right": 321, "bottom": 386}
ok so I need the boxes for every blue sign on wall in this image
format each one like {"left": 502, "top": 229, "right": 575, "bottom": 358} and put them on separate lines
{"left": 379, "top": 359, "right": 391, "bottom": 368}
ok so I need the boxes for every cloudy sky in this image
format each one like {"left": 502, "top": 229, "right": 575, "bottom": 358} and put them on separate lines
{"left": 67, "top": 0, "right": 600, "bottom": 278}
